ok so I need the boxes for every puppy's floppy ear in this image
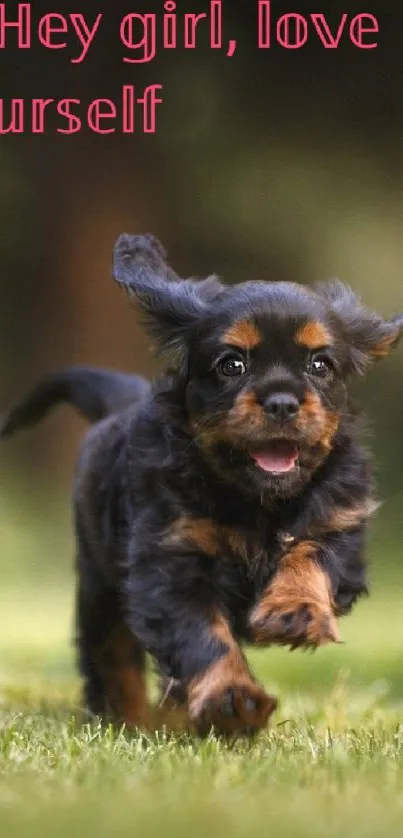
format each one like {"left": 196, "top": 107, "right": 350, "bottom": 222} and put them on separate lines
{"left": 315, "top": 278, "right": 403, "bottom": 374}
{"left": 113, "top": 233, "right": 223, "bottom": 356}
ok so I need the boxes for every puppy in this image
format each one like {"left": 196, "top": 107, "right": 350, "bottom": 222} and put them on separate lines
{"left": 2, "top": 234, "right": 402, "bottom": 737}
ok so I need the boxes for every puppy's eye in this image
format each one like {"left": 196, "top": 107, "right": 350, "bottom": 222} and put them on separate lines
{"left": 307, "top": 354, "right": 333, "bottom": 377}
{"left": 218, "top": 357, "right": 247, "bottom": 377}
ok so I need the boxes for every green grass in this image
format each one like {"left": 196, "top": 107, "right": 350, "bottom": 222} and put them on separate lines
{"left": 1, "top": 407, "right": 403, "bottom": 835}
{"left": 1, "top": 582, "right": 403, "bottom": 838}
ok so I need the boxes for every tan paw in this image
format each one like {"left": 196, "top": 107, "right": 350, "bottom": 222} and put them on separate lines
{"left": 189, "top": 676, "right": 277, "bottom": 737}
{"left": 250, "top": 598, "right": 341, "bottom": 650}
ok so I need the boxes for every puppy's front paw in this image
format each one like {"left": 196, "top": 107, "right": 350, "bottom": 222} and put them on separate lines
{"left": 250, "top": 597, "right": 341, "bottom": 650}
{"left": 189, "top": 675, "right": 277, "bottom": 737}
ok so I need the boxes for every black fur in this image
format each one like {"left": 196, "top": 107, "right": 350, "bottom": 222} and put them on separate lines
{"left": 2, "top": 233, "right": 402, "bottom": 736}
{"left": 0, "top": 365, "right": 150, "bottom": 436}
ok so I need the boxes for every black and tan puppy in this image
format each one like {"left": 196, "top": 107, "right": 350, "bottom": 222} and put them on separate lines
{"left": 2, "top": 234, "right": 402, "bottom": 737}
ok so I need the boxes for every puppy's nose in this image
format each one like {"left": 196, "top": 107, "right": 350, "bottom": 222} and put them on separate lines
{"left": 265, "top": 393, "right": 300, "bottom": 426}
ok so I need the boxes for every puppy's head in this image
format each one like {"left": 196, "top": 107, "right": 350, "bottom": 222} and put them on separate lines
{"left": 114, "top": 234, "right": 403, "bottom": 499}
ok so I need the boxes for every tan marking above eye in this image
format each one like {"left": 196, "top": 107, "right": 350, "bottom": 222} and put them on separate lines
{"left": 222, "top": 320, "right": 261, "bottom": 350}
{"left": 295, "top": 321, "right": 333, "bottom": 350}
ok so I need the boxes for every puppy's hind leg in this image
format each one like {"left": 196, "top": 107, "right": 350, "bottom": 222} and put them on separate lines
{"left": 76, "top": 551, "right": 149, "bottom": 729}
{"left": 75, "top": 568, "right": 114, "bottom": 719}
{"left": 98, "top": 622, "right": 149, "bottom": 729}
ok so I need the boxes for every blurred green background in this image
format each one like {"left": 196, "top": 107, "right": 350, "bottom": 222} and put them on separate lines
{"left": 0, "top": 1, "right": 402, "bottom": 703}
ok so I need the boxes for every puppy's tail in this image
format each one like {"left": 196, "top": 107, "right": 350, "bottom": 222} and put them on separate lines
{"left": 0, "top": 366, "right": 151, "bottom": 439}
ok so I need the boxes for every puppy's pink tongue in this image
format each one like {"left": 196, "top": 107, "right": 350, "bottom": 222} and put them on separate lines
{"left": 251, "top": 442, "right": 298, "bottom": 474}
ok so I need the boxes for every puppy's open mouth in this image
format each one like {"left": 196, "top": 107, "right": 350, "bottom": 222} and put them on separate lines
{"left": 249, "top": 441, "right": 299, "bottom": 474}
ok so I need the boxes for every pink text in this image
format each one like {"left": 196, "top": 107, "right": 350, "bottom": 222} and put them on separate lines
{"left": 258, "top": 2, "right": 379, "bottom": 50}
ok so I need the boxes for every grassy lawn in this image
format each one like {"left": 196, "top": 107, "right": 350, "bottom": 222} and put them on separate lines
{"left": 1, "top": 477, "right": 403, "bottom": 837}
{"left": 1, "top": 580, "right": 403, "bottom": 838}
